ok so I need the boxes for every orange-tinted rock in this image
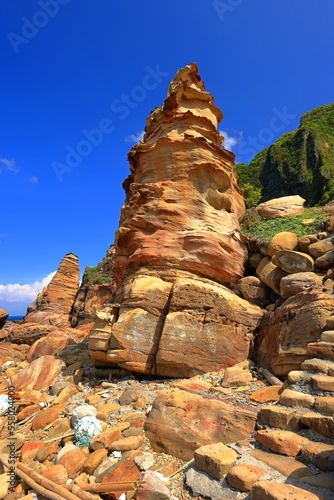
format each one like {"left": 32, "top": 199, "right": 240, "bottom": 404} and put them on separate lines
{"left": 252, "top": 481, "right": 325, "bottom": 500}
{"left": 21, "top": 441, "right": 45, "bottom": 462}
{"left": 57, "top": 448, "right": 86, "bottom": 478}
{"left": 7, "top": 323, "right": 59, "bottom": 345}
{"left": 256, "top": 195, "right": 305, "bottom": 219}
{"left": 10, "top": 355, "right": 65, "bottom": 390}
{"left": 108, "top": 436, "right": 143, "bottom": 452}
{"left": 0, "top": 343, "right": 27, "bottom": 361}
{"left": 40, "top": 464, "right": 68, "bottom": 485}
{"left": 101, "top": 457, "right": 141, "bottom": 486}
{"left": 267, "top": 232, "right": 298, "bottom": 257}
{"left": 90, "top": 64, "right": 265, "bottom": 377}
{"left": 25, "top": 253, "right": 80, "bottom": 327}
{"left": 226, "top": 464, "right": 265, "bottom": 492}
{"left": 248, "top": 385, "right": 281, "bottom": 403}
{"left": 271, "top": 250, "right": 314, "bottom": 273}
{"left": 144, "top": 388, "right": 258, "bottom": 460}
{"left": 90, "top": 427, "right": 122, "bottom": 450}
{"left": 255, "top": 429, "right": 308, "bottom": 456}
{"left": 17, "top": 404, "right": 40, "bottom": 422}
{"left": 31, "top": 404, "right": 64, "bottom": 431}
{"left": 256, "top": 290, "right": 334, "bottom": 376}
{"left": 81, "top": 449, "right": 108, "bottom": 475}
{"left": 194, "top": 443, "right": 238, "bottom": 479}
{"left": 27, "top": 331, "right": 79, "bottom": 362}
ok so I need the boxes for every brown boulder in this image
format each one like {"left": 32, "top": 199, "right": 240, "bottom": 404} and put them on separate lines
{"left": 315, "top": 249, "right": 334, "bottom": 269}
{"left": 256, "top": 290, "right": 334, "bottom": 376}
{"left": 271, "top": 250, "right": 314, "bottom": 273}
{"left": 256, "top": 257, "right": 288, "bottom": 294}
{"left": 144, "top": 388, "right": 258, "bottom": 460}
{"left": 57, "top": 448, "right": 86, "bottom": 478}
{"left": 248, "top": 385, "right": 281, "bottom": 403}
{"left": 226, "top": 464, "right": 265, "bottom": 492}
{"left": 256, "top": 195, "right": 305, "bottom": 219}
{"left": 280, "top": 272, "right": 323, "bottom": 298}
{"left": 308, "top": 240, "right": 334, "bottom": 258}
{"left": 252, "top": 481, "right": 325, "bottom": 500}
{"left": 267, "top": 232, "right": 298, "bottom": 257}
{"left": 238, "top": 276, "right": 270, "bottom": 303}
{"left": 255, "top": 429, "right": 308, "bottom": 456}
{"left": 194, "top": 443, "right": 237, "bottom": 480}
{"left": 10, "top": 355, "right": 65, "bottom": 390}
{"left": 40, "top": 465, "right": 68, "bottom": 485}
{"left": 27, "top": 330, "right": 79, "bottom": 362}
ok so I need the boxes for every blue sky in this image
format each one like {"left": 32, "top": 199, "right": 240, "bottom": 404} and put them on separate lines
{"left": 1, "top": 0, "right": 333, "bottom": 314}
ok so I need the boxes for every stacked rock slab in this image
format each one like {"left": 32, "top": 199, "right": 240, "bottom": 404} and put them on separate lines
{"left": 0, "top": 307, "right": 9, "bottom": 329}
{"left": 25, "top": 253, "right": 80, "bottom": 327}
{"left": 89, "top": 63, "right": 264, "bottom": 377}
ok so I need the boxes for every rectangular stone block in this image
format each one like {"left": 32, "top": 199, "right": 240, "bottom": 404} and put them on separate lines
{"left": 311, "top": 374, "right": 334, "bottom": 391}
{"left": 259, "top": 406, "right": 296, "bottom": 429}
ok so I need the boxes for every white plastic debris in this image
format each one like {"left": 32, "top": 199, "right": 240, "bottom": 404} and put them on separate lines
{"left": 0, "top": 395, "right": 10, "bottom": 416}
{"left": 74, "top": 415, "right": 102, "bottom": 447}
{"left": 111, "top": 451, "right": 122, "bottom": 458}
{"left": 146, "top": 405, "right": 153, "bottom": 415}
{"left": 71, "top": 404, "right": 97, "bottom": 426}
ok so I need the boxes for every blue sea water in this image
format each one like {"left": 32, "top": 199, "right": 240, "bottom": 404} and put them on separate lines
{"left": 8, "top": 316, "right": 24, "bottom": 321}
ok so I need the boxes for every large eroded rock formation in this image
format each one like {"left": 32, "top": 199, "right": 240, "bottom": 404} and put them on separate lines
{"left": 25, "top": 253, "right": 80, "bottom": 327}
{"left": 89, "top": 64, "right": 264, "bottom": 377}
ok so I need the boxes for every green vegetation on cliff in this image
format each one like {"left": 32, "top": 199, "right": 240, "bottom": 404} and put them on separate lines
{"left": 237, "top": 103, "right": 334, "bottom": 206}
{"left": 84, "top": 266, "right": 111, "bottom": 286}
{"left": 240, "top": 207, "right": 327, "bottom": 242}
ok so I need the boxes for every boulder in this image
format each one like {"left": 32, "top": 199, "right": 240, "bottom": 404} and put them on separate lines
{"left": 238, "top": 276, "right": 270, "bottom": 302}
{"left": 194, "top": 442, "right": 237, "bottom": 479}
{"left": 271, "top": 250, "right": 314, "bottom": 273}
{"left": 256, "top": 290, "right": 334, "bottom": 376}
{"left": 267, "top": 232, "right": 298, "bottom": 257}
{"left": 27, "top": 330, "right": 79, "bottom": 362}
{"left": 256, "top": 195, "right": 305, "bottom": 219}
{"left": 0, "top": 308, "right": 8, "bottom": 329}
{"left": 255, "top": 429, "right": 308, "bottom": 457}
{"left": 10, "top": 355, "right": 65, "bottom": 390}
{"left": 280, "top": 272, "right": 323, "bottom": 298}
{"left": 144, "top": 388, "right": 258, "bottom": 460}
{"left": 256, "top": 257, "right": 288, "bottom": 294}
{"left": 135, "top": 470, "right": 170, "bottom": 500}
{"left": 315, "top": 249, "right": 334, "bottom": 269}
{"left": 252, "top": 481, "right": 325, "bottom": 500}
{"left": 90, "top": 64, "right": 261, "bottom": 376}
{"left": 308, "top": 239, "right": 334, "bottom": 258}
{"left": 226, "top": 464, "right": 265, "bottom": 492}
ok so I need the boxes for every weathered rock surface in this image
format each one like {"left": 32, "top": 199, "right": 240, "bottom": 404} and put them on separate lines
{"left": 271, "top": 250, "right": 314, "bottom": 273}
{"left": 25, "top": 253, "right": 80, "bottom": 326}
{"left": 252, "top": 481, "right": 325, "bottom": 500}
{"left": 256, "top": 257, "right": 288, "bottom": 294}
{"left": 144, "top": 388, "right": 258, "bottom": 460}
{"left": 267, "top": 231, "right": 299, "bottom": 257}
{"left": 90, "top": 64, "right": 266, "bottom": 377}
{"left": 70, "top": 246, "right": 114, "bottom": 328}
{"left": 194, "top": 442, "right": 237, "bottom": 479}
{"left": 280, "top": 272, "right": 323, "bottom": 298}
{"left": 256, "top": 195, "right": 305, "bottom": 219}
{"left": 256, "top": 289, "right": 334, "bottom": 376}
{"left": 9, "top": 355, "right": 65, "bottom": 390}
{"left": 0, "top": 308, "right": 8, "bottom": 329}
{"left": 238, "top": 276, "right": 270, "bottom": 303}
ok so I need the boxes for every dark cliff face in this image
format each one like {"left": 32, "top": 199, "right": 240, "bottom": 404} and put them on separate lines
{"left": 240, "top": 103, "right": 334, "bottom": 206}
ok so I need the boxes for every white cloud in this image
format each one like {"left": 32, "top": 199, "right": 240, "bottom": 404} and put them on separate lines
{"left": 0, "top": 272, "right": 56, "bottom": 304}
{"left": 28, "top": 176, "right": 39, "bottom": 184}
{"left": 220, "top": 130, "right": 243, "bottom": 152}
{"left": 124, "top": 131, "right": 145, "bottom": 143}
{"left": 0, "top": 157, "right": 19, "bottom": 174}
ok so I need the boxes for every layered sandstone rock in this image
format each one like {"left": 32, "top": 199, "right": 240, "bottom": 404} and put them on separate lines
{"left": 0, "top": 307, "right": 8, "bottom": 329}
{"left": 256, "top": 289, "right": 334, "bottom": 376}
{"left": 70, "top": 246, "right": 114, "bottom": 328}
{"left": 90, "top": 63, "right": 264, "bottom": 376}
{"left": 25, "top": 253, "right": 80, "bottom": 327}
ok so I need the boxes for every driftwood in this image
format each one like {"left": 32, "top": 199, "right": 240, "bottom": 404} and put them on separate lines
{"left": 71, "top": 485, "right": 100, "bottom": 500}
{"left": 263, "top": 369, "right": 283, "bottom": 386}
{"left": 64, "top": 481, "right": 146, "bottom": 493}
{"left": 0, "top": 455, "right": 82, "bottom": 500}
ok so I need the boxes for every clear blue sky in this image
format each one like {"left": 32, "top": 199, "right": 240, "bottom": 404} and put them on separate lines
{"left": 1, "top": 0, "right": 333, "bottom": 314}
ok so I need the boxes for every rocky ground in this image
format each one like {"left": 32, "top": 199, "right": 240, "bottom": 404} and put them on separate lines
{"left": 0, "top": 341, "right": 333, "bottom": 500}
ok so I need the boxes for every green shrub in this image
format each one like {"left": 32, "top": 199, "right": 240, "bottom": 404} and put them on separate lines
{"left": 240, "top": 208, "right": 328, "bottom": 242}
{"left": 84, "top": 266, "right": 111, "bottom": 286}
